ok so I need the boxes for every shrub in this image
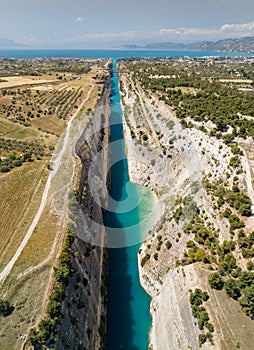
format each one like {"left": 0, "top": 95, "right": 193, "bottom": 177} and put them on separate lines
{"left": 239, "top": 284, "right": 254, "bottom": 319}
{"left": 165, "top": 240, "right": 172, "bottom": 250}
{"left": 199, "top": 333, "right": 207, "bottom": 346}
{"left": 229, "top": 156, "right": 241, "bottom": 168}
{"left": 141, "top": 254, "right": 150, "bottom": 267}
{"left": 0, "top": 300, "right": 14, "bottom": 316}
{"left": 154, "top": 253, "right": 159, "bottom": 261}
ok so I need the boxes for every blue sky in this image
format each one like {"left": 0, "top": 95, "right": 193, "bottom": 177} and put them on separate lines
{"left": 1, "top": 0, "right": 254, "bottom": 48}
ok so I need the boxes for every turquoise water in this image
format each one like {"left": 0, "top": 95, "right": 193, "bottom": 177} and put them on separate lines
{"left": 104, "top": 61, "right": 153, "bottom": 349}
{"left": 0, "top": 49, "right": 253, "bottom": 59}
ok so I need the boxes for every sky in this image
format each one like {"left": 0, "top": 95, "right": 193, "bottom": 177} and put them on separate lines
{"left": 1, "top": 0, "right": 254, "bottom": 48}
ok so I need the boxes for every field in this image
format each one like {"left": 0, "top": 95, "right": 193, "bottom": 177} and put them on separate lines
{"left": 0, "top": 161, "right": 47, "bottom": 268}
{"left": 0, "top": 75, "right": 58, "bottom": 89}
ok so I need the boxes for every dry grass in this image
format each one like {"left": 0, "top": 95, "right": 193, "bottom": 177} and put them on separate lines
{"left": 18, "top": 207, "right": 60, "bottom": 267}
{"left": 0, "top": 161, "right": 48, "bottom": 268}
{"left": 168, "top": 86, "right": 199, "bottom": 94}
{"left": 30, "top": 115, "right": 65, "bottom": 137}
{"left": 0, "top": 265, "right": 51, "bottom": 350}
{"left": 0, "top": 76, "right": 58, "bottom": 89}
{"left": 219, "top": 79, "right": 253, "bottom": 84}
{"left": 0, "top": 118, "right": 40, "bottom": 139}
{"left": 199, "top": 266, "right": 254, "bottom": 350}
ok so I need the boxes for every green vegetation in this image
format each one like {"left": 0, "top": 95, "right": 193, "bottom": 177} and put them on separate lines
{"left": 141, "top": 253, "right": 151, "bottom": 267}
{"left": 0, "top": 300, "right": 14, "bottom": 317}
{"left": 0, "top": 137, "right": 47, "bottom": 172}
{"left": 237, "top": 230, "right": 254, "bottom": 258}
{"left": 28, "top": 230, "right": 75, "bottom": 348}
{"left": 208, "top": 272, "right": 224, "bottom": 290}
{"left": 0, "top": 84, "right": 84, "bottom": 127}
{"left": 208, "top": 269, "right": 254, "bottom": 319}
{"left": 228, "top": 214, "right": 245, "bottom": 230}
{"left": 172, "top": 196, "right": 199, "bottom": 224}
{"left": 135, "top": 60, "right": 254, "bottom": 139}
{"left": 0, "top": 57, "right": 93, "bottom": 77}
{"left": 165, "top": 240, "right": 172, "bottom": 250}
{"left": 203, "top": 179, "right": 252, "bottom": 217}
{"left": 189, "top": 289, "right": 214, "bottom": 346}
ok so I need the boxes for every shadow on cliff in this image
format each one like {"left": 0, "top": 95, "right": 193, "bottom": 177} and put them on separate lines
{"left": 104, "top": 102, "right": 140, "bottom": 350}
{"left": 105, "top": 230, "right": 142, "bottom": 350}
{"left": 104, "top": 160, "right": 140, "bottom": 350}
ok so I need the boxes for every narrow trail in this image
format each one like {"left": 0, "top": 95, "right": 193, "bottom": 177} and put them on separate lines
{"left": 0, "top": 85, "right": 94, "bottom": 284}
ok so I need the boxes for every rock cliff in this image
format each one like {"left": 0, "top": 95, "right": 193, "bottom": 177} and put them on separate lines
{"left": 56, "top": 78, "right": 111, "bottom": 350}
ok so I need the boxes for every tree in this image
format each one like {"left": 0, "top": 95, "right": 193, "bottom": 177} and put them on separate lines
{"left": 47, "top": 300, "right": 61, "bottom": 319}
{"left": 199, "top": 333, "right": 207, "bottom": 346}
{"left": 0, "top": 299, "right": 14, "bottom": 316}
{"left": 224, "top": 278, "right": 241, "bottom": 299}
{"left": 53, "top": 265, "right": 70, "bottom": 284}
{"left": 239, "top": 285, "right": 254, "bottom": 318}
{"left": 28, "top": 328, "right": 40, "bottom": 346}
{"left": 208, "top": 272, "right": 224, "bottom": 290}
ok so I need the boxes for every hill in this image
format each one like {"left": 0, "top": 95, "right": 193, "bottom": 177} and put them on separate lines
{"left": 0, "top": 37, "right": 25, "bottom": 48}
{"left": 121, "top": 36, "right": 254, "bottom": 53}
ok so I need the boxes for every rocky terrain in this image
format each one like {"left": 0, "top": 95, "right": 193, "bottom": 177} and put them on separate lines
{"left": 118, "top": 60, "right": 254, "bottom": 350}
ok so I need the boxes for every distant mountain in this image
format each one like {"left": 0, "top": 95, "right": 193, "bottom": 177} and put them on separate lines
{"left": 0, "top": 37, "right": 25, "bottom": 48}
{"left": 121, "top": 36, "right": 254, "bottom": 53}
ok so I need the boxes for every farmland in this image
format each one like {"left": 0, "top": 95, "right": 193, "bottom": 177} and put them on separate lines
{"left": 0, "top": 57, "right": 109, "bottom": 349}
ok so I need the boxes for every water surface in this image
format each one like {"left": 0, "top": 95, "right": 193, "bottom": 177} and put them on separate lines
{"left": 104, "top": 61, "right": 153, "bottom": 349}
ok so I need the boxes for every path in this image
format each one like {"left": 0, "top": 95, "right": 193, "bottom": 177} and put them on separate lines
{"left": 0, "top": 85, "right": 94, "bottom": 284}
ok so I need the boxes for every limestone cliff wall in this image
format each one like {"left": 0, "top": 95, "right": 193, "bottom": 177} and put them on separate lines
{"left": 118, "top": 68, "right": 228, "bottom": 350}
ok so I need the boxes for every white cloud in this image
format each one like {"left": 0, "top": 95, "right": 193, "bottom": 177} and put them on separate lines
{"left": 76, "top": 17, "right": 84, "bottom": 23}
{"left": 159, "top": 20, "right": 254, "bottom": 41}
{"left": 159, "top": 29, "right": 182, "bottom": 36}
{"left": 78, "top": 30, "right": 157, "bottom": 41}
{"left": 18, "top": 20, "right": 254, "bottom": 47}
{"left": 78, "top": 20, "right": 254, "bottom": 44}
{"left": 220, "top": 21, "right": 254, "bottom": 34}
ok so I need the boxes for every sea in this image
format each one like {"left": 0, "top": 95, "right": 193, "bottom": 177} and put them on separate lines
{"left": 0, "top": 48, "right": 253, "bottom": 59}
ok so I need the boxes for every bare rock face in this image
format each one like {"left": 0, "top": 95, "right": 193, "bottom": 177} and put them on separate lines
{"left": 56, "top": 81, "right": 111, "bottom": 350}
{"left": 118, "top": 63, "right": 254, "bottom": 350}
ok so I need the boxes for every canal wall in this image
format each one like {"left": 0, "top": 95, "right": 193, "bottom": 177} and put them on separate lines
{"left": 55, "top": 77, "right": 111, "bottom": 350}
